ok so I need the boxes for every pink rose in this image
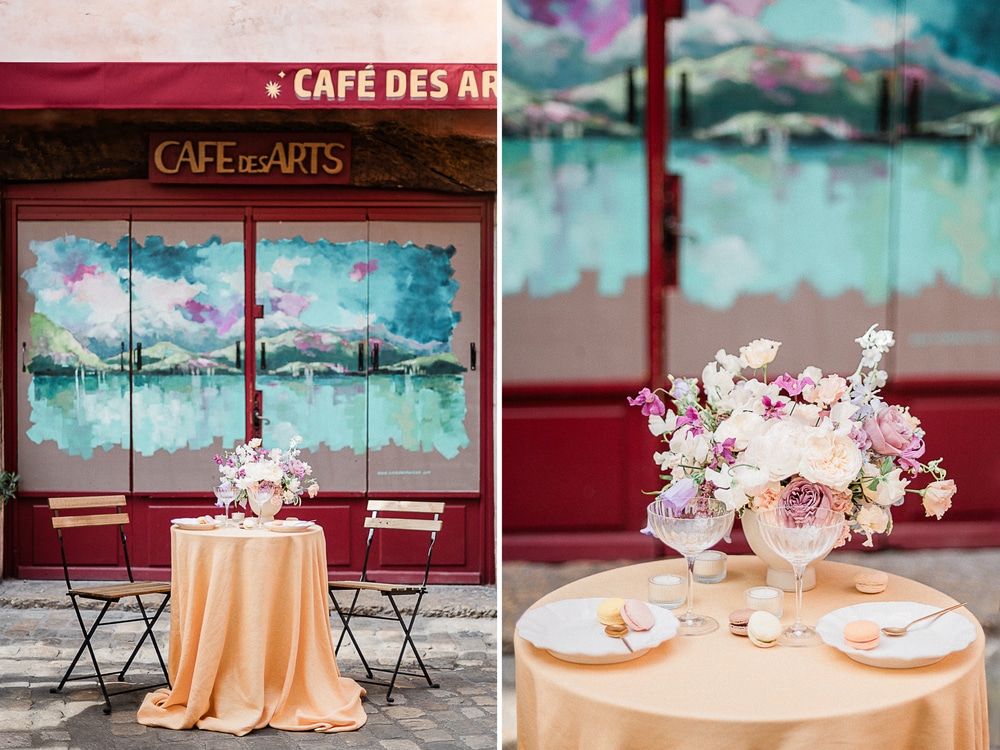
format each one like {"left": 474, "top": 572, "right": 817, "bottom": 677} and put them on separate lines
{"left": 922, "top": 480, "right": 956, "bottom": 519}
{"left": 863, "top": 407, "right": 913, "bottom": 456}
{"left": 778, "top": 477, "right": 833, "bottom": 525}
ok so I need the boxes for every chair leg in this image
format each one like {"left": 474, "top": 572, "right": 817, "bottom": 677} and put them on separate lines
{"left": 384, "top": 592, "right": 438, "bottom": 703}
{"left": 54, "top": 599, "right": 116, "bottom": 714}
{"left": 117, "top": 594, "right": 171, "bottom": 687}
{"left": 329, "top": 589, "right": 375, "bottom": 679}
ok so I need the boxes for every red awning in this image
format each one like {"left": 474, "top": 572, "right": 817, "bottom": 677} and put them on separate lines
{"left": 0, "top": 62, "right": 497, "bottom": 110}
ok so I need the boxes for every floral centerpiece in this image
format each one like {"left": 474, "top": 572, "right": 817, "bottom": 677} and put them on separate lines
{"left": 214, "top": 436, "right": 319, "bottom": 518}
{"left": 629, "top": 325, "right": 956, "bottom": 548}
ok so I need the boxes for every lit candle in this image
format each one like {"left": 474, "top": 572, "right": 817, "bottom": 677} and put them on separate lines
{"left": 744, "top": 586, "right": 784, "bottom": 617}
{"left": 693, "top": 550, "right": 727, "bottom": 583}
{"left": 648, "top": 574, "right": 686, "bottom": 609}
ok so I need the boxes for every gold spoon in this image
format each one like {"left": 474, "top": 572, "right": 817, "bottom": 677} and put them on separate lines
{"left": 880, "top": 602, "right": 967, "bottom": 637}
{"left": 604, "top": 624, "right": 634, "bottom": 652}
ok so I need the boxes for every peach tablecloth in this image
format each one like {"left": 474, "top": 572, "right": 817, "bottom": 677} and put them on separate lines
{"left": 515, "top": 556, "right": 988, "bottom": 750}
{"left": 137, "top": 525, "right": 366, "bottom": 736}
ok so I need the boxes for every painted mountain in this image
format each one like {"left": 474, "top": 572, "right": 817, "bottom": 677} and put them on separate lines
{"left": 502, "top": 0, "right": 1000, "bottom": 141}
{"left": 28, "top": 313, "right": 464, "bottom": 377}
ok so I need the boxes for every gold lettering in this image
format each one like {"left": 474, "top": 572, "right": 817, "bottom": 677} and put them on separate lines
{"left": 176, "top": 140, "right": 201, "bottom": 173}
{"left": 215, "top": 141, "right": 236, "bottom": 173}
{"left": 153, "top": 140, "right": 181, "bottom": 174}
{"left": 430, "top": 69, "right": 449, "bottom": 99}
{"left": 386, "top": 69, "right": 406, "bottom": 99}
{"left": 322, "top": 142, "right": 345, "bottom": 175}
{"left": 313, "top": 69, "right": 335, "bottom": 100}
{"left": 358, "top": 65, "right": 376, "bottom": 99}
{"left": 457, "top": 70, "right": 479, "bottom": 99}
{"left": 287, "top": 142, "right": 307, "bottom": 174}
{"left": 294, "top": 68, "right": 312, "bottom": 99}
{"left": 266, "top": 142, "right": 288, "bottom": 173}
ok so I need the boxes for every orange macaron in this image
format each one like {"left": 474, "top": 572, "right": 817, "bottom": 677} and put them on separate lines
{"left": 843, "top": 619, "right": 881, "bottom": 650}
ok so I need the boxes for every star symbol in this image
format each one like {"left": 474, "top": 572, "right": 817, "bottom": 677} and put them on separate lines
{"left": 265, "top": 81, "right": 281, "bottom": 99}
{"left": 278, "top": 71, "right": 286, "bottom": 78}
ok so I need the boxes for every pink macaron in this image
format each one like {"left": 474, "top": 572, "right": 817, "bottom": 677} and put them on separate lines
{"left": 621, "top": 598, "right": 655, "bottom": 632}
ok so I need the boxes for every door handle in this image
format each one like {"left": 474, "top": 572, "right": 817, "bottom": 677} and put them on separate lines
{"left": 253, "top": 405, "right": 270, "bottom": 427}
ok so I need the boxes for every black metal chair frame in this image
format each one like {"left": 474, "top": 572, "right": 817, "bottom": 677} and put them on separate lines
{"left": 328, "top": 500, "right": 443, "bottom": 703}
{"left": 48, "top": 495, "right": 171, "bottom": 714}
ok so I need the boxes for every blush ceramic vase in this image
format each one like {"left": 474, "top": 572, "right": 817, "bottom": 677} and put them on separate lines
{"left": 741, "top": 509, "right": 831, "bottom": 592}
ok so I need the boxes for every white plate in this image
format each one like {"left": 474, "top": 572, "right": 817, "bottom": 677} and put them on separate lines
{"left": 171, "top": 517, "right": 219, "bottom": 530}
{"left": 265, "top": 521, "right": 316, "bottom": 533}
{"left": 816, "top": 601, "right": 977, "bottom": 668}
{"left": 515, "top": 597, "right": 679, "bottom": 664}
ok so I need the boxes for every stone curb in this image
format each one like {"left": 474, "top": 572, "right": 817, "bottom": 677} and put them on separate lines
{"left": 0, "top": 579, "right": 497, "bottom": 619}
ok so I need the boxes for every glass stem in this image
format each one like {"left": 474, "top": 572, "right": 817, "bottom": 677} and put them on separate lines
{"left": 684, "top": 555, "right": 697, "bottom": 621}
{"left": 792, "top": 563, "right": 805, "bottom": 629}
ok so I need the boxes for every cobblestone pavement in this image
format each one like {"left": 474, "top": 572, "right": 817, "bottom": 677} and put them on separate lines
{"left": 501, "top": 549, "right": 1000, "bottom": 750}
{"left": 0, "top": 583, "right": 497, "bottom": 750}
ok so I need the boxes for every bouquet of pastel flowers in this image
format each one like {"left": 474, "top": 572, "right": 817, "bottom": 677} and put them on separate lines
{"left": 629, "top": 325, "right": 956, "bottom": 547}
{"left": 214, "top": 435, "right": 319, "bottom": 507}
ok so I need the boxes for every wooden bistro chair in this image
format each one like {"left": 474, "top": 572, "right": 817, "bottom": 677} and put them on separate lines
{"left": 328, "top": 500, "right": 444, "bottom": 703}
{"left": 48, "top": 495, "right": 171, "bottom": 714}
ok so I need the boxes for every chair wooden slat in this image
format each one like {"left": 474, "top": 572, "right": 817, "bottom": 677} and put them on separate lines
{"left": 70, "top": 582, "right": 171, "bottom": 601}
{"left": 364, "top": 517, "right": 442, "bottom": 532}
{"left": 329, "top": 580, "right": 423, "bottom": 594}
{"left": 52, "top": 513, "right": 129, "bottom": 529}
{"left": 367, "top": 499, "right": 445, "bottom": 514}
{"left": 49, "top": 495, "right": 127, "bottom": 510}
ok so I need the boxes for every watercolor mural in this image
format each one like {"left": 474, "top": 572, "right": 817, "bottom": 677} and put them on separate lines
{"left": 502, "top": 0, "right": 1000, "bottom": 346}
{"left": 20, "top": 230, "right": 469, "bottom": 464}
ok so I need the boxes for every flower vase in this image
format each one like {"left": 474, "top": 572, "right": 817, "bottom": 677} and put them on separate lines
{"left": 741, "top": 509, "right": 829, "bottom": 592}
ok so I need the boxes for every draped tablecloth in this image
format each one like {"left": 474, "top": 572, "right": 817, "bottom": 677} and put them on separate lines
{"left": 137, "top": 525, "right": 366, "bottom": 736}
{"left": 515, "top": 556, "right": 988, "bottom": 750}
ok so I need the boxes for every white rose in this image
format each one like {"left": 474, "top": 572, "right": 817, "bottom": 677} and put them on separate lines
{"left": 743, "top": 419, "right": 807, "bottom": 482}
{"left": 739, "top": 338, "right": 781, "bottom": 369}
{"left": 862, "top": 466, "right": 909, "bottom": 506}
{"left": 714, "top": 411, "right": 764, "bottom": 451}
{"left": 800, "top": 427, "right": 864, "bottom": 492}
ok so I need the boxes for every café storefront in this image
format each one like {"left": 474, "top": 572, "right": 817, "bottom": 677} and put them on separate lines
{"left": 0, "top": 61, "right": 497, "bottom": 583}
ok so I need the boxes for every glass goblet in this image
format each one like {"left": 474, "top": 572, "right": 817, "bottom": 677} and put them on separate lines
{"left": 213, "top": 484, "right": 237, "bottom": 525}
{"left": 646, "top": 498, "right": 735, "bottom": 635}
{"left": 248, "top": 482, "right": 277, "bottom": 528}
{"left": 754, "top": 506, "right": 845, "bottom": 646}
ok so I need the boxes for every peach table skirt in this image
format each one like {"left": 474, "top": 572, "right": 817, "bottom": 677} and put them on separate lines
{"left": 137, "top": 525, "right": 366, "bottom": 736}
{"left": 515, "top": 556, "right": 988, "bottom": 750}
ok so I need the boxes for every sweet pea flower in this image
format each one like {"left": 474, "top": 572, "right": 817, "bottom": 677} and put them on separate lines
{"left": 628, "top": 387, "right": 665, "bottom": 417}
{"left": 740, "top": 338, "right": 781, "bottom": 370}
{"left": 856, "top": 503, "right": 890, "bottom": 547}
{"left": 715, "top": 348, "right": 743, "bottom": 375}
{"left": 861, "top": 466, "right": 909, "bottom": 506}
{"left": 657, "top": 477, "right": 698, "bottom": 513}
{"left": 921, "top": 480, "right": 956, "bottom": 519}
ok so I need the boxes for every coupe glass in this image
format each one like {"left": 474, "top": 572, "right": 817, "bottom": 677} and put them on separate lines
{"left": 646, "top": 498, "right": 735, "bottom": 635}
{"left": 248, "top": 482, "right": 277, "bottom": 528}
{"left": 754, "top": 506, "right": 845, "bottom": 646}
{"left": 213, "top": 484, "right": 237, "bottom": 525}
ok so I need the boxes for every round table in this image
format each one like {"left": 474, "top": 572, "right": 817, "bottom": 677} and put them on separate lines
{"left": 137, "top": 524, "right": 366, "bottom": 736}
{"left": 514, "top": 555, "right": 988, "bottom": 750}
